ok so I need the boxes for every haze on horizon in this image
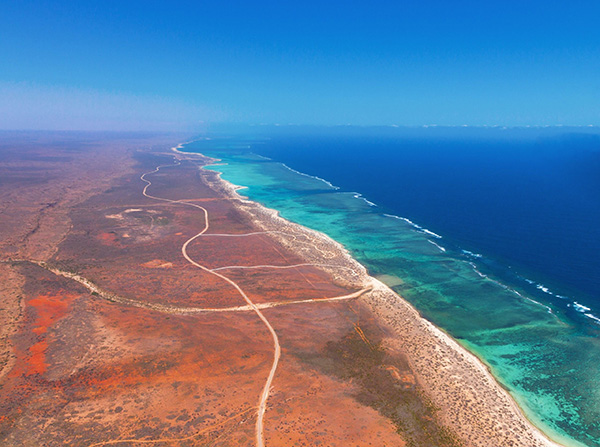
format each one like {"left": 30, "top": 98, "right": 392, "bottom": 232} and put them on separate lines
{"left": 1, "top": 0, "right": 599, "bottom": 131}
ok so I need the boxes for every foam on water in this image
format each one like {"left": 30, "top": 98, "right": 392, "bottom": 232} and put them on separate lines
{"left": 185, "top": 138, "right": 600, "bottom": 447}
{"left": 251, "top": 152, "right": 273, "bottom": 160}
{"left": 428, "top": 239, "right": 447, "bottom": 252}
{"left": 350, "top": 192, "right": 377, "bottom": 206}
{"left": 281, "top": 163, "right": 340, "bottom": 189}
{"left": 462, "top": 249, "right": 483, "bottom": 258}
{"left": 383, "top": 213, "right": 442, "bottom": 238}
{"left": 468, "top": 262, "right": 488, "bottom": 278}
{"left": 511, "top": 289, "right": 556, "bottom": 316}
{"left": 422, "top": 228, "right": 443, "bottom": 238}
{"left": 515, "top": 273, "right": 573, "bottom": 302}
{"left": 574, "top": 302, "right": 592, "bottom": 313}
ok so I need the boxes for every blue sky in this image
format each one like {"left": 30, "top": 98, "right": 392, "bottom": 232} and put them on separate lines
{"left": 1, "top": 0, "right": 599, "bottom": 130}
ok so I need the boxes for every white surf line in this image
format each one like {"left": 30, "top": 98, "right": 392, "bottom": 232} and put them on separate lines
{"left": 140, "top": 159, "right": 278, "bottom": 447}
{"left": 463, "top": 261, "right": 560, "bottom": 321}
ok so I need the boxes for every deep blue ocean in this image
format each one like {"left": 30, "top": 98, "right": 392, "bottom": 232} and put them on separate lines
{"left": 250, "top": 127, "right": 600, "bottom": 310}
{"left": 185, "top": 126, "right": 600, "bottom": 446}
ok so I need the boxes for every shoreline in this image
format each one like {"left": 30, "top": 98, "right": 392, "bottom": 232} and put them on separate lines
{"left": 172, "top": 144, "right": 574, "bottom": 447}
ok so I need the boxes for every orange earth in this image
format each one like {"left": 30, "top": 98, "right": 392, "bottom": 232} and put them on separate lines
{"left": 0, "top": 132, "right": 522, "bottom": 447}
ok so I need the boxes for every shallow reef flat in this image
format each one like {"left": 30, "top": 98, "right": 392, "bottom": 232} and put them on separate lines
{"left": 0, "top": 132, "right": 565, "bottom": 446}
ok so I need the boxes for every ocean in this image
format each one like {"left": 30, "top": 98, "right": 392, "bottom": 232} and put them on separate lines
{"left": 183, "top": 126, "right": 600, "bottom": 447}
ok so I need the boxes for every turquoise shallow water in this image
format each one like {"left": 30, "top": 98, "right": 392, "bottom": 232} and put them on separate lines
{"left": 184, "top": 140, "right": 600, "bottom": 447}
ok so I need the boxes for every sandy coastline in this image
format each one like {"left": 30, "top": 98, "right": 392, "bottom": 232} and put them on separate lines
{"left": 172, "top": 144, "right": 572, "bottom": 447}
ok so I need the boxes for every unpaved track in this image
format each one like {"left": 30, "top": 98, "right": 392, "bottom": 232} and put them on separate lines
{"left": 140, "top": 160, "right": 279, "bottom": 447}
{"left": 27, "top": 260, "right": 365, "bottom": 315}
{"left": 211, "top": 261, "right": 359, "bottom": 274}
{"left": 8, "top": 156, "right": 366, "bottom": 447}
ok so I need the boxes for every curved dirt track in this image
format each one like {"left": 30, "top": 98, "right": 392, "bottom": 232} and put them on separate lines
{"left": 140, "top": 160, "right": 280, "bottom": 447}
{"left": 30, "top": 260, "right": 365, "bottom": 315}
{"left": 67, "top": 156, "right": 366, "bottom": 446}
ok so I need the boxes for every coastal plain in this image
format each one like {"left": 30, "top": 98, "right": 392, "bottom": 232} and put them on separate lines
{"left": 0, "top": 132, "right": 563, "bottom": 446}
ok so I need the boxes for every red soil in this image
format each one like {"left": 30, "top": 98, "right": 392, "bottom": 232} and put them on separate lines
{"left": 0, "top": 137, "right": 459, "bottom": 447}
